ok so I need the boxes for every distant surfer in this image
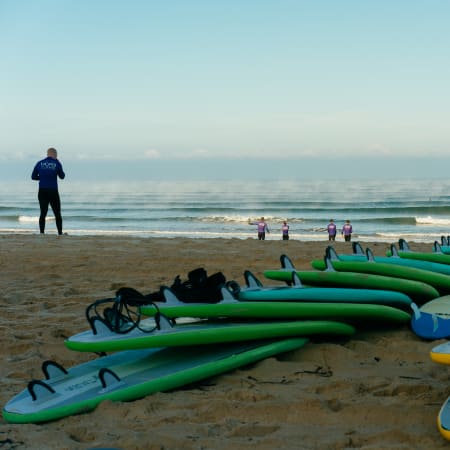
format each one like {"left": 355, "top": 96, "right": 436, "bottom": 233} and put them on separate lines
{"left": 249, "top": 217, "right": 270, "bottom": 240}
{"left": 31, "top": 148, "right": 65, "bottom": 235}
{"left": 281, "top": 221, "right": 289, "bottom": 240}
{"left": 341, "top": 219, "right": 353, "bottom": 242}
{"left": 327, "top": 219, "right": 337, "bottom": 241}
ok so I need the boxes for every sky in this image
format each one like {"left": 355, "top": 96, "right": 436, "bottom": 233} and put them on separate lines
{"left": 1, "top": 0, "right": 450, "bottom": 179}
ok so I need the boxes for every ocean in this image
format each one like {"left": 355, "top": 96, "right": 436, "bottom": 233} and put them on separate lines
{"left": 1, "top": 179, "right": 450, "bottom": 243}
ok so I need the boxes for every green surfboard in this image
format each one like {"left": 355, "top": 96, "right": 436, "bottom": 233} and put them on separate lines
{"left": 385, "top": 239, "right": 450, "bottom": 265}
{"left": 3, "top": 338, "right": 308, "bottom": 424}
{"left": 263, "top": 269, "right": 436, "bottom": 305}
{"left": 65, "top": 314, "right": 355, "bottom": 353}
{"left": 140, "top": 288, "right": 411, "bottom": 325}
{"left": 237, "top": 268, "right": 414, "bottom": 309}
{"left": 336, "top": 245, "right": 450, "bottom": 276}
{"left": 311, "top": 254, "right": 450, "bottom": 296}
{"left": 263, "top": 254, "right": 438, "bottom": 304}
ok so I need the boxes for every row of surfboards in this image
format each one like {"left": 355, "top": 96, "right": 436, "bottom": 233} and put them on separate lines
{"left": 427, "top": 234, "right": 450, "bottom": 437}
{"left": 392, "top": 238, "right": 450, "bottom": 442}
{"left": 305, "top": 237, "right": 450, "bottom": 441}
{"left": 5, "top": 237, "right": 450, "bottom": 442}
{"left": 267, "top": 238, "right": 450, "bottom": 441}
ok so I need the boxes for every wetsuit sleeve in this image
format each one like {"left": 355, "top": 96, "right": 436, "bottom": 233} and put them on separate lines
{"left": 31, "top": 163, "right": 40, "bottom": 180}
{"left": 57, "top": 162, "right": 65, "bottom": 179}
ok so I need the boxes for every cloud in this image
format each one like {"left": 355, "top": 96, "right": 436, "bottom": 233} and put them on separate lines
{"left": 189, "top": 148, "right": 210, "bottom": 158}
{"left": 144, "top": 148, "right": 212, "bottom": 159}
{"left": 144, "top": 149, "right": 162, "bottom": 159}
{"left": 3, "top": 151, "right": 36, "bottom": 161}
{"left": 364, "top": 143, "right": 392, "bottom": 156}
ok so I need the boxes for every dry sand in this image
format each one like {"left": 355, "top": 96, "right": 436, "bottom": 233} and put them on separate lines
{"left": 1, "top": 235, "right": 449, "bottom": 449}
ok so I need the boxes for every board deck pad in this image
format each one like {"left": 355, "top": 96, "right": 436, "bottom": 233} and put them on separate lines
{"left": 3, "top": 338, "right": 308, "bottom": 424}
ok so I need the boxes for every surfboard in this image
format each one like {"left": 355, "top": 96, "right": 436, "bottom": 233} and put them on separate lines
{"left": 238, "top": 268, "right": 414, "bottom": 309}
{"left": 64, "top": 314, "right": 355, "bottom": 353}
{"left": 263, "top": 254, "right": 438, "bottom": 305}
{"left": 237, "top": 282, "right": 413, "bottom": 308}
{"left": 335, "top": 244, "right": 450, "bottom": 276}
{"left": 3, "top": 337, "right": 308, "bottom": 424}
{"left": 419, "top": 295, "right": 450, "bottom": 317}
{"left": 139, "top": 287, "right": 411, "bottom": 325}
{"left": 311, "top": 251, "right": 450, "bottom": 296}
{"left": 429, "top": 341, "right": 450, "bottom": 365}
{"left": 410, "top": 303, "right": 450, "bottom": 340}
{"left": 438, "top": 396, "right": 450, "bottom": 440}
{"left": 439, "top": 246, "right": 450, "bottom": 255}
{"left": 385, "top": 239, "right": 450, "bottom": 265}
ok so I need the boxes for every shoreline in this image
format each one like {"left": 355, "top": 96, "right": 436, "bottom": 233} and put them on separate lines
{"left": 1, "top": 235, "right": 448, "bottom": 449}
{"left": 0, "top": 231, "right": 443, "bottom": 245}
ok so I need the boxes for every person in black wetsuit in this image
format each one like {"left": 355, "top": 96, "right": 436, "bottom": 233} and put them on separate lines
{"left": 31, "top": 148, "right": 66, "bottom": 235}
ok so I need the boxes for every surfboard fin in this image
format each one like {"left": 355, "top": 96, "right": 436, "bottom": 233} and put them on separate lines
{"left": 390, "top": 244, "right": 400, "bottom": 257}
{"left": 280, "top": 254, "right": 295, "bottom": 270}
{"left": 411, "top": 303, "right": 420, "bottom": 320}
{"left": 433, "top": 241, "right": 443, "bottom": 254}
{"left": 98, "top": 368, "right": 122, "bottom": 391}
{"left": 290, "top": 271, "right": 303, "bottom": 288}
{"left": 42, "top": 360, "right": 68, "bottom": 381}
{"left": 27, "top": 380, "right": 56, "bottom": 401}
{"left": 323, "top": 256, "right": 336, "bottom": 272}
{"left": 220, "top": 286, "right": 239, "bottom": 303}
{"left": 326, "top": 246, "right": 339, "bottom": 261}
{"left": 398, "top": 238, "right": 410, "bottom": 251}
{"left": 244, "top": 270, "right": 263, "bottom": 289}
{"left": 161, "top": 287, "right": 185, "bottom": 306}
{"left": 155, "top": 313, "right": 174, "bottom": 331}
{"left": 91, "top": 318, "right": 116, "bottom": 336}
{"left": 365, "top": 248, "right": 375, "bottom": 262}
{"left": 279, "top": 255, "right": 295, "bottom": 285}
{"left": 352, "top": 242, "right": 365, "bottom": 255}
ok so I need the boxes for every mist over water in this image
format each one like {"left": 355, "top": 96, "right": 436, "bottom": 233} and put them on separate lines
{"left": 2, "top": 179, "right": 450, "bottom": 242}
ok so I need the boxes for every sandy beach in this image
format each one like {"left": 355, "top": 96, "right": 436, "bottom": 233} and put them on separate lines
{"left": 1, "top": 235, "right": 449, "bottom": 449}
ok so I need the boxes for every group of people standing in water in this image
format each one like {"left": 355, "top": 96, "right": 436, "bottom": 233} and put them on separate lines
{"left": 249, "top": 217, "right": 353, "bottom": 241}
{"left": 326, "top": 219, "right": 353, "bottom": 242}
